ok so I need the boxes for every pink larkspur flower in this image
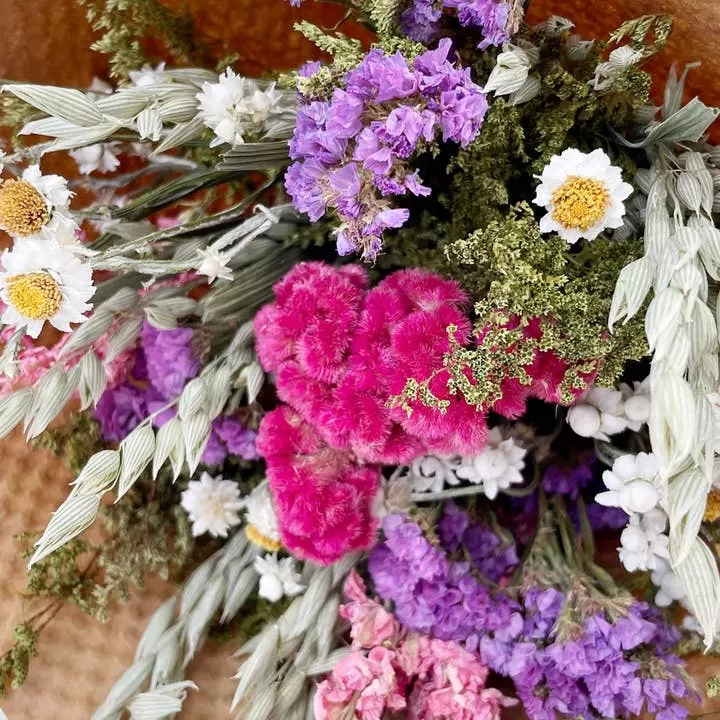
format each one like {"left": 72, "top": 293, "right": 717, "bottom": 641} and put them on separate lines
{"left": 397, "top": 634, "right": 516, "bottom": 720}
{"left": 341, "top": 570, "right": 401, "bottom": 649}
{"left": 314, "top": 647, "right": 407, "bottom": 720}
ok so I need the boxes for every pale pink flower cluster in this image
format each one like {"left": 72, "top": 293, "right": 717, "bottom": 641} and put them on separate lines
{"left": 314, "top": 571, "right": 515, "bottom": 720}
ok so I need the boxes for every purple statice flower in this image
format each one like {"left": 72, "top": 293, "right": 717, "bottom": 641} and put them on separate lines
{"left": 438, "top": 504, "right": 518, "bottom": 582}
{"left": 444, "top": 0, "right": 510, "bottom": 48}
{"left": 142, "top": 321, "right": 200, "bottom": 400}
{"left": 401, "top": 0, "right": 511, "bottom": 49}
{"left": 298, "top": 60, "right": 321, "bottom": 78}
{"left": 542, "top": 456, "right": 595, "bottom": 496}
{"left": 94, "top": 381, "right": 149, "bottom": 442}
{"left": 201, "top": 416, "right": 259, "bottom": 465}
{"left": 401, "top": 0, "right": 442, "bottom": 43}
{"left": 480, "top": 586, "right": 694, "bottom": 720}
{"left": 368, "top": 514, "right": 517, "bottom": 646}
{"left": 285, "top": 39, "right": 487, "bottom": 261}
{"left": 587, "top": 501, "right": 628, "bottom": 530}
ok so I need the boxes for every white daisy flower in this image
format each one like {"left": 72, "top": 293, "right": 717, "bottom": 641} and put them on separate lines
{"left": 129, "top": 62, "right": 168, "bottom": 87}
{"left": 196, "top": 69, "right": 295, "bottom": 148}
{"left": 180, "top": 471, "right": 244, "bottom": 538}
{"left": 454, "top": 427, "right": 526, "bottom": 500}
{"left": 243, "top": 483, "right": 282, "bottom": 552}
{"left": 596, "top": 452, "right": 661, "bottom": 515}
{"left": 254, "top": 554, "right": 305, "bottom": 603}
{"left": 533, "top": 148, "right": 633, "bottom": 244}
{"left": 618, "top": 508, "right": 670, "bottom": 573}
{"left": 0, "top": 238, "right": 94, "bottom": 338}
{"left": 566, "top": 385, "right": 628, "bottom": 441}
{"left": 70, "top": 143, "right": 121, "bottom": 175}
{"left": 619, "top": 376, "right": 651, "bottom": 431}
{"left": 195, "top": 246, "right": 233, "bottom": 284}
{"left": 0, "top": 165, "right": 79, "bottom": 244}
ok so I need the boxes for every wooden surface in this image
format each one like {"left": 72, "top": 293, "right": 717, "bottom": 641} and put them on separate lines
{"left": 0, "top": 1, "right": 719, "bottom": 718}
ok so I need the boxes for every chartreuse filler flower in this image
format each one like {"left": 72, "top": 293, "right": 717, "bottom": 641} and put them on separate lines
{"left": 0, "top": 0, "right": 717, "bottom": 718}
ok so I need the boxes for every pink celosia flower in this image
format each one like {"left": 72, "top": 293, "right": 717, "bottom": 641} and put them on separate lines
{"left": 258, "top": 406, "right": 381, "bottom": 564}
{"left": 255, "top": 263, "right": 600, "bottom": 564}
{"left": 341, "top": 570, "right": 400, "bottom": 649}
{"left": 397, "top": 634, "right": 516, "bottom": 720}
{"left": 314, "top": 647, "right": 407, "bottom": 720}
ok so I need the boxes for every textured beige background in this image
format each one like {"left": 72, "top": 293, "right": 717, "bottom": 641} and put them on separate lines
{"left": 0, "top": 0, "right": 719, "bottom": 718}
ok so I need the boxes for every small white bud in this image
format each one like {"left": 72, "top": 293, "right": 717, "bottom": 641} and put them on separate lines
{"left": 624, "top": 394, "right": 651, "bottom": 424}
{"left": 567, "top": 404, "right": 601, "bottom": 437}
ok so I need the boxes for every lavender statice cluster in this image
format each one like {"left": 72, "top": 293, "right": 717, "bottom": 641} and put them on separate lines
{"left": 285, "top": 39, "right": 488, "bottom": 260}
{"left": 94, "top": 322, "right": 258, "bottom": 465}
{"left": 368, "top": 514, "right": 517, "bottom": 647}
{"left": 480, "top": 587, "right": 694, "bottom": 720}
{"left": 438, "top": 503, "right": 518, "bottom": 582}
{"left": 402, "top": 0, "right": 511, "bottom": 49}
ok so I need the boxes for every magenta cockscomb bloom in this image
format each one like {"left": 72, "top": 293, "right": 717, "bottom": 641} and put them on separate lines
{"left": 255, "top": 262, "right": 488, "bottom": 468}
{"left": 257, "top": 406, "right": 382, "bottom": 564}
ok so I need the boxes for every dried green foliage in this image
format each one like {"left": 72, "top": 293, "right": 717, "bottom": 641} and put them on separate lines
{"left": 409, "top": 204, "right": 649, "bottom": 409}
{"left": 19, "top": 470, "right": 193, "bottom": 623}
{"left": 0, "top": 624, "right": 39, "bottom": 697}
{"left": 294, "top": 21, "right": 365, "bottom": 70}
{"left": 33, "top": 412, "right": 104, "bottom": 475}
{"left": 444, "top": 58, "right": 647, "bottom": 240}
{"left": 211, "top": 594, "right": 293, "bottom": 645}
{"left": 707, "top": 674, "right": 720, "bottom": 698}
{"left": 608, "top": 14, "right": 673, "bottom": 58}
{"left": 77, "top": 0, "right": 198, "bottom": 80}
{"left": 93, "top": 476, "right": 194, "bottom": 621}
{"left": 0, "top": 95, "right": 39, "bottom": 144}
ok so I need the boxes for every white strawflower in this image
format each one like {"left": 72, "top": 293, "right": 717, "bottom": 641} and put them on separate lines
{"left": 181, "top": 472, "right": 244, "bottom": 538}
{"left": 129, "top": 62, "right": 168, "bottom": 87}
{"left": 533, "top": 148, "right": 633, "bottom": 244}
{"left": 409, "top": 455, "right": 461, "bottom": 493}
{"left": 0, "top": 165, "right": 78, "bottom": 244}
{"left": 243, "top": 483, "right": 282, "bottom": 552}
{"left": 619, "top": 377, "right": 651, "bottom": 431}
{"left": 70, "top": 143, "right": 121, "bottom": 175}
{"left": 618, "top": 509, "right": 670, "bottom": 572}
{"left": 0, "top": 238, "right": 94, "bottom": 338}
{"left": 254, "top": 554, "right": 305, "bottom": 603}
{"left": 196, "top": 69, "right": 295, "bottom": 148}
{"left": 455, "top": 427, "right": 526, "bottom": 500}
{"left": 596, "top": 452, "right": 660, "bottom": 515}
{"left": 651, "top": 564, "right": 686, "bottom": 607}
{"left": 195, "top": 246, "right": 233, "bottom": 284}
{"left": 566, "top": 386, "right": 628, "bottom": 441}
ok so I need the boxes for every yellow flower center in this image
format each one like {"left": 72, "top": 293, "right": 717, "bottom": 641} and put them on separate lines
{"left": 5, "top": 272, "right": 63, "bottom": 320}
{"left": 704, "top": 489, "right": 720, "bottom": 523}
{"left": 0, "top": 180, "right": 50, "bottom": 237}
{"left": 246, "top": 523, "right": 282, "bottom": 552}
{"left": 550, "top": 176, "right": 610, "bottom": 232}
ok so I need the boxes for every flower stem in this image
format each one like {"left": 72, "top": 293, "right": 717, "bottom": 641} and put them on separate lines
{"left": 411, "top": 484, "right": 488, "bottom": 503}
